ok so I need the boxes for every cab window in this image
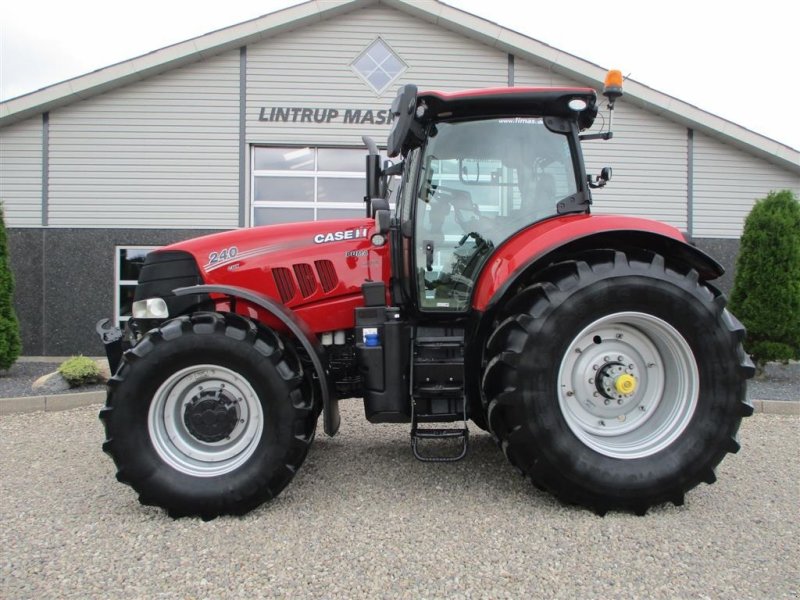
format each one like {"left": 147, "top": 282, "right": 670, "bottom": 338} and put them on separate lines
{"left": 413, "top": 118, "right": 577, "bottom": 311}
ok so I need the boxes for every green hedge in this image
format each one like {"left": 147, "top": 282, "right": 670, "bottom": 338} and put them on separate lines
{"left": 729, "top": 190, "right": 800, "bottom": 362}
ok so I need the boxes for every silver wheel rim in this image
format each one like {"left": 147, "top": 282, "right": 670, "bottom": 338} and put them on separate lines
{"left": 148, "top": 365, "right": 264, "bottom": 477}
{"left": 557, "top": 312, "right": 698, "bottom": 459}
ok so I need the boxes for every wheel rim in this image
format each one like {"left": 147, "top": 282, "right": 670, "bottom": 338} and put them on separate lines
{"left": 148, "top": 365, "right": 264, "bottom": 477}
{"left": 557, "top": 312, "right": 698, "bottom": 459}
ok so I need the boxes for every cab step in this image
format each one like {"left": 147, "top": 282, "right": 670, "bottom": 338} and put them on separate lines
{"left": 410, "top": 327, "right": 469, "bottom": 462}
{"left": 410, "top": 426, "right": 469, "bottom": 462}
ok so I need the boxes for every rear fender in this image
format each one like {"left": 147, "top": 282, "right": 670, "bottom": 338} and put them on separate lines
{"left": 173, "top": 284, "right": 338, "bottom": 436}
{"left": 472, "top": 215, "right": 724, "bottom": 313}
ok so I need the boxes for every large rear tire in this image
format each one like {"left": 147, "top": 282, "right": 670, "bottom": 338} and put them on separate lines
{"left": 482, "top": 251, "right": 754, "bottom": 514}
{"left": 99, "top": 312, "right": 316, "bottom": 519}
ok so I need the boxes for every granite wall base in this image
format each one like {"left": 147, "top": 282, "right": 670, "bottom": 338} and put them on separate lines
{"left": 8, "top": 228, "right": 219, "bottom": 356}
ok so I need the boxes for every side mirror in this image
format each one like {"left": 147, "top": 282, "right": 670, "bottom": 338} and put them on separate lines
{"left": 588, "top": 167, "right": 612, "bottom": 189}
{"left": 374, "top": 209, "right": 391, "bottom": 235}
{"left": 387, "top": 84, "right": 426, "bottom": 158}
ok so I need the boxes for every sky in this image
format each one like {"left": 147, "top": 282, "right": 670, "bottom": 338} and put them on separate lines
{"left": 1, "top": 0, "right": 798, "bottom": 152}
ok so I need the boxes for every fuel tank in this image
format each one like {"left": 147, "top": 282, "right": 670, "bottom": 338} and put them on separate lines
{"left": 162, "top": 218, "right": 390, "bottom": 333}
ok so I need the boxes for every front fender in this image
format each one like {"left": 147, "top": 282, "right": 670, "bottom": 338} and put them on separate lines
{"left": 472, "top": 214, "right": 724, "bottom": 312}
{"left": 173, "top": 284, "right": 339, "bottom": 436}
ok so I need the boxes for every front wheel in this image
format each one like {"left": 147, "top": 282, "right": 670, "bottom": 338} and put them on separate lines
{"left": 482, "top": 251, "right": 754, "bottom": 514}
{"left": 99, "top": 312, "right": 316, "bottom": 519}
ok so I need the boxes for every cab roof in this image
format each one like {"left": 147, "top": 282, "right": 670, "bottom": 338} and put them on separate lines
{"left": 418, "top": 87, "right": 598, "bottom": 130}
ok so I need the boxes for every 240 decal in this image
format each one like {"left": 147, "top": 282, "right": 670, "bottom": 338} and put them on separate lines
{"left": 207, "top": 246, "right": 238, "bottom": 266}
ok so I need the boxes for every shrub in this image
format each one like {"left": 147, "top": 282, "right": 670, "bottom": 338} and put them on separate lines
{"left": 729, "top": 189, "right": 800, "bottom": 363}
{"left": 59, "top": 356, "right": 103, "bottom": 387}
{"left": 0, "top": 205, "right": 21, "bottom": 371}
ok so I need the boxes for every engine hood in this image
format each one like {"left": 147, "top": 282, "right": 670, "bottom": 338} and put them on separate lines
{"left": 166, "top": 219, "right": 372, "bottom": 273}
{"left": 160, "top": 218, "right": 390, "bottom": 333}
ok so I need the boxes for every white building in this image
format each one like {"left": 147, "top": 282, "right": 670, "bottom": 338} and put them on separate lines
{"left": 1, "top": 0, "right": 798, "bottom": 355}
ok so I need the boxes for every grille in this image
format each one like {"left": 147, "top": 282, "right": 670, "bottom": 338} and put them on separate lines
{"left": 314, "top": 260, "right": 339, "bottom": 293}
{"left": 293, "top": 263, "right": 318, "bottom": 298}
{"left": 271, "top": 267, "right": 296, "bottom": 304}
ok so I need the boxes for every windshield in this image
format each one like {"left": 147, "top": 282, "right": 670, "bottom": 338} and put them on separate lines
{"left": 413, "top": 117, "right": 577, "bottom": 311}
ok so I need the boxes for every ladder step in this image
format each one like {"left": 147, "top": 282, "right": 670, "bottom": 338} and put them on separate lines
{"left": 411, "top": 427, "right": 469, "bottom": 462}
{"left": 415, "top": 336, "right": 464, "bottom": 345}
{"left": 413, "top": 427, "right": 467, "bottom": 438}
{"left": 413, "top": 385, "right": 463, "bottom": 397}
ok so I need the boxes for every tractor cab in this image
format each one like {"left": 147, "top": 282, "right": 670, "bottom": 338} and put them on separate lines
{"left": 368, "top": 79, "right": 617, "bottom": 315}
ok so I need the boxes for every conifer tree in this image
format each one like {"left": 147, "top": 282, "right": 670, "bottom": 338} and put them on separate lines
{"left": 730, "top": 190, "right": 800, "bottom": 362}
{"left": 0, "top": 205, "right": 21, "bottom": 370}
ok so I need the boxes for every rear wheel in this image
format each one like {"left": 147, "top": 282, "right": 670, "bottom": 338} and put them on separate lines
{"left": 482, "top": 251, "right": 754, "bottom": 514}
{"left": 99, "top": 312, "right": 316, "bottom": 519}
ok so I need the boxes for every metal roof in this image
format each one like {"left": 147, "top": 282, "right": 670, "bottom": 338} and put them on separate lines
{"left": 1, "top": 0, "right": 798, "bottom": 173}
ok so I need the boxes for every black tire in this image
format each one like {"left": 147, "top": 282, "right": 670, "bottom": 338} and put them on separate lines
{"left": 482, "top": 250, "right": 754, "bottom": 515}
{"left": 99, "top": 312, "right": 316, "bottom": 519}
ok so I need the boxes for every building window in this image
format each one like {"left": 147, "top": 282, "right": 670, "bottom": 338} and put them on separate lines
{"left": 115, "top": 246, "right": 159, "bottom": 327}
{"left": 251, "top": 146, "right": 369, "bottom": 226}
{"left": 351, "top": 38, "right": 407, "bottom": 95}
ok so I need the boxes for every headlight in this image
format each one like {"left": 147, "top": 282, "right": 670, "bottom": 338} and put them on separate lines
{"left": 132, "top": 297, "right": 169, "bottom": 319}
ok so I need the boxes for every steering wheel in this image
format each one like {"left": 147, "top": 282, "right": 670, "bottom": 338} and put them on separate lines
{"left": 456, "top": 230, "right": 489, "bottom": 249}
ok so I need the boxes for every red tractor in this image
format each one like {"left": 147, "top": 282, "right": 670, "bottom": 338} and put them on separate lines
{"left": 97, "top": 71, "right": 754, "bottom": 518}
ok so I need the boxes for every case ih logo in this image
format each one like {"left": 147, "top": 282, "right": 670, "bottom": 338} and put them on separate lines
{"left": 313, "top": 227, "right": 369, "bottom": 244}
{"left": 258, "top": 106, "right": 395, "bottom": 125}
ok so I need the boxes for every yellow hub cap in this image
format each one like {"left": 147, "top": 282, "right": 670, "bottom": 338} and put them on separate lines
{"left": 615, "top": 373, "right": 637, "bottom": 395}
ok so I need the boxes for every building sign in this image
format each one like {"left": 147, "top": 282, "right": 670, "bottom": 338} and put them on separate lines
{"left": 258, "top": 106, "right": 395, "bottom": 126}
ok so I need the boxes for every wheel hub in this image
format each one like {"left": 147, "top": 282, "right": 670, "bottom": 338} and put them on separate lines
{"left": 183, "top": 389, "right": 239, "bottom": 443}
{"left": 148, "top": 365, "right": 263, "bottom": 477}
{"left": 566, "top": 340, "right": 655, "bottom": 426}
{"left": 595, "top": 360, "right": 638, "bottom": 399}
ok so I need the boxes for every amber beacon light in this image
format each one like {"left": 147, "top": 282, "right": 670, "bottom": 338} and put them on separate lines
{"left": 579, "top": 69, "right": 624, "bottom": 141}
{"left": 603, "top": 69, "right": 624, "bottom": 102}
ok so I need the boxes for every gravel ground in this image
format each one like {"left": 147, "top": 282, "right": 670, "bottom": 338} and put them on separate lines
{"left": 0, "top": 402, "right": 797, "bottom": 599}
